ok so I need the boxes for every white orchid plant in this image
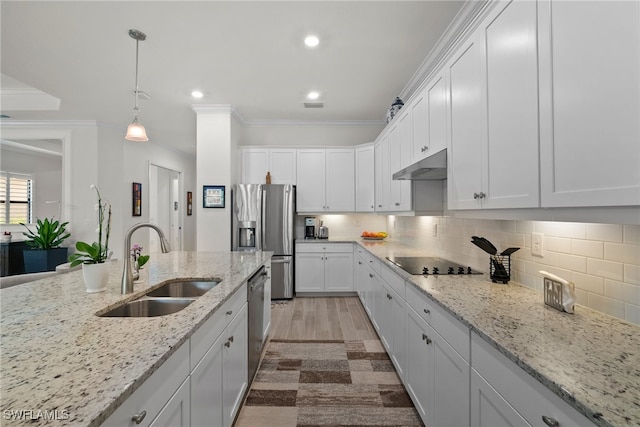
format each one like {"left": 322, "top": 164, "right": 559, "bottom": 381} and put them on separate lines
{"left": 69, "top": 185, "right": 112, "bottom": 267}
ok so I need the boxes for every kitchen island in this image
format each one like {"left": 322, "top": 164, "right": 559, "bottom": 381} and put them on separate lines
{"left": 0, "top": 251, "right": 271, "bottom": 426}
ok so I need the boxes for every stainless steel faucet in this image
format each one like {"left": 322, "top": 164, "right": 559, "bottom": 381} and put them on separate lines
{"left": 121, "top": 223, "right": 171, "bottom": 294}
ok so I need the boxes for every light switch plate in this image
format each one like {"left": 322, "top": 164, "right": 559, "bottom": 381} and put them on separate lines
{"left": 532, "top": 232, "right": 544, "bottom": 257}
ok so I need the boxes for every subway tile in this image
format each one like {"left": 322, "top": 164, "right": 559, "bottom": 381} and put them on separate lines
{"left": 624, "top": 304, "right": 640, "bottom": 326}
{"left": 535, "top": 221, "right": 586, "bottom": 239}
{"left": 623, "top": 225, "right": 640, "bottom": 244}
{"left": 586, "top": 293, "right": 626, "bottom": 319}
{"left": 587, "top": 258, "right": 624, "bottom": 281}
{"left": 572, "top": 272, "right": 605, "bottom": 295}
{"left": 571, "top": 239, "right": 603, "bottom": 259}
{"left": 604, "top": 242, "right": 640, "bottom": 266}
{"left": 556, "top": 253, "right": 587, "bottom": 273}
{"left": 586, "top": 223, "right": 623, "bottom": 242}
{"left": 604, "top": 279, "right": 640, "bottom": 305}
{"left": 515, "top": 221, "right": 535, "bottom": 234}
{"left": 574, "top": 288, "right": 588, "bottom": 305}
{"left": 624, "top": 264, "right": 640, "bottom": 286}
{"left": 546, "top": 236, "right": 571, "bottom": 254}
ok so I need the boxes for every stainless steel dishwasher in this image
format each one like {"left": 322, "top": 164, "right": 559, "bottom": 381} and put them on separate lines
{"left": 247, "top": 266, "right": 267, "bottom": 383}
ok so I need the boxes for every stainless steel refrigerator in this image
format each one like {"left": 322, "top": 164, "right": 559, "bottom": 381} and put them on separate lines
{"left": 231, "top": 184, "right": 295, "bottom": 299}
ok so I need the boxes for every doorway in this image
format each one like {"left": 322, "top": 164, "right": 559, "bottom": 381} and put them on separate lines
{"left": 149, "top": 163, "right": 182, "bottom": 252}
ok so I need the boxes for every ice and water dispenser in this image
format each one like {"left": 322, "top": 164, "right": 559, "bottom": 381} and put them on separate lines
{"left": 238, "top": 221, "right": 256, "bottom": 250}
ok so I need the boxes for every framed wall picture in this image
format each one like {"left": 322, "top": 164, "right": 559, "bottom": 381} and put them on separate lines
{"left": 132, "top": 182, "right": 142, "bottom": 216}
{"left": 203, "top": 185, "right": 225, "bottom": 208}
{"left": 187, "top": 191, "right": 193, "bottom": 216}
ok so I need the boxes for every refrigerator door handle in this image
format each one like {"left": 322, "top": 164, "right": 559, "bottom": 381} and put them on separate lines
{"left": 270, "top": 258, "right": 291, "bottom": 264}
{"left": 260, "top": 187, "right": 267, "bottom": 250}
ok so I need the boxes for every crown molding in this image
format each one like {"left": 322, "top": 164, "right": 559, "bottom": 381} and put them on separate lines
{"left": 243, "top": 119, "right": 385, "bottom": 127}
{"left": 0, "top": 119, "right": 101, "bottom": 129}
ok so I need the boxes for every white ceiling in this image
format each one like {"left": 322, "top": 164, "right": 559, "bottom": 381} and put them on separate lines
{"left": 1, "top": 1, "right": 466, "bottom": 156}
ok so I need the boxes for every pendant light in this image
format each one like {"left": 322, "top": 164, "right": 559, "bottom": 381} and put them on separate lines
{"left": 125, "top": 29, "right": 149, "bottom": 142}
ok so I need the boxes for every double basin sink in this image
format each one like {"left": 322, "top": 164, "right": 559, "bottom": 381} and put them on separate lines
{"left": 99, "top": 279, "right": 220, "bottom": 317}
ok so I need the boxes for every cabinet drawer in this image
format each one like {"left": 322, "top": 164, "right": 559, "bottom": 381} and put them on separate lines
{"left": 191, "top": 284, "right": 247, "bottom": 368}
{"left": 380, "top": 262, "right": 405, "bottom": 300}
{"left": 296, "top": 243, "right": 325, "bottom": 253}
{"left": 357, "top": 247, "right": 380, "bottom": 273}
{"left": 471, "top": 333, "right": 594, "bottom": 427}
{"left": 406, "top": 284, "right": 470, "bottom": 362}
{"left": 102, "top": 342, "right": 190, "bottom": 427}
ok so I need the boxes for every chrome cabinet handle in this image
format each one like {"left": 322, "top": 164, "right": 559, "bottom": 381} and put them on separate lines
{"left": 226, "top": 310, "right": 233, "bottom": 315}
{"left": 421, "top": 146, "right": 428, "bottom": 152}
{"left": 542, "top": 416, "right": 559, "bottom": 427}
{"left": 229, "top": 335, "right": 234, "bottom": 343}
{"left": 423, "top": 309, "right": 430, "bottom": 315}
{"left": 395, "top": 202, "right": 400, "bottom": 206}
{"left": 224, "top": 340, "right": 231, "bottom": 348}
{"left": 474, "top": 192, "right": 480, "bottom": 199}
{"left": 386, "top": 293, "right": 392, "bottom": 300}
{"left": 479, "top": 192, "right": 486, "bottom": 199}
{"left": 369, "top": 273, "right": 374, "bottom": 278}
{"left": 422, "top": 334, "right": 432, "bottom": 345}
{"left": 358, "top": 261, "right": 362, "bottom": 265}
{"left": 131, "top": 411, "right": 146, "bottom": 424}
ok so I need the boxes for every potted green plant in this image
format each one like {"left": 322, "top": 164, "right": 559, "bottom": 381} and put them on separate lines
{"left": 21, "top": 217, "right": 71, "bottom": 273}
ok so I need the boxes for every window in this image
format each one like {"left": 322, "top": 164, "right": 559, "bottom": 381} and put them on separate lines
{"left": 0, "top": 172, "right": 33, "bottom": 224}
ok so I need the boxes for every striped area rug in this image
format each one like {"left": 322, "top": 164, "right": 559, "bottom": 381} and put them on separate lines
{"left": 235, "top": 339, "right": 424, "bottom": 427}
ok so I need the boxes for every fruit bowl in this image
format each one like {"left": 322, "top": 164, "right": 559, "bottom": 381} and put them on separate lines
{"left": 361, "top": 231, "right": 388, "bottom": 240}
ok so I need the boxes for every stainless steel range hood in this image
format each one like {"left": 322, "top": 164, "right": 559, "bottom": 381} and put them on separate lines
{"left": 392, "top": 148, "right": 447, "bottom": 180}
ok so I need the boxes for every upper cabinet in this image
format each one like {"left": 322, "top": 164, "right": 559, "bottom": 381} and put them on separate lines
{"left": 538, "top": 0, "right": 640, "bottom": 207}
{"left": 355, "top": 144, "right": 375, "bottom": 212}
{"left": 411, "top": 74, "right": 448, "bottom": 164}
{"left": 297, "top": 148, "right": 355, "bottom": 212}
{"left": 375, "top": 135, "right": 390, "bottom": 212}
{"left": 240, "top": 148, "right": 296, "bottom": 185}
{"left": 448, "top": 0, "right": 540, "bottom": 210}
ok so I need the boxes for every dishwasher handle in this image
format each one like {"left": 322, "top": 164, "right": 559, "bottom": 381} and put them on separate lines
{"left": 248, "top": 266, "right": 268, "bottom": 292}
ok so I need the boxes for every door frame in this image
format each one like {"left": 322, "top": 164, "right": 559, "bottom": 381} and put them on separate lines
{"left": 148, "top": 161, "right": 183, "bottom": 252}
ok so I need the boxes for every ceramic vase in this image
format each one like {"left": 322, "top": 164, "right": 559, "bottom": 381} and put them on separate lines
{"left": 82, "top": 262, "right": 110, "bottom": 293}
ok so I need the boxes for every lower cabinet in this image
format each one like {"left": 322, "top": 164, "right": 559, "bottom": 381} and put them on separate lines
{"left": 103, "top": 283, "right": 251, "bottom": 427}
{"left": 471, "top": 369, "right": 530, "bottom": 427}
{"left": 296, "top": 243, "right": 354, "bottom": 293}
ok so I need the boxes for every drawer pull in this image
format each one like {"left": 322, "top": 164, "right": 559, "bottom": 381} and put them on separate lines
{"left": 229, "top": 335, "right": 234, "bottom": 343}
{"left": 226, "top": 310, "right": 233, "bottom": 315}
{"left": 369, "top": 273, "right": 374, "bottom": 278}
{"left": 422, "top": 334, "right": 432, "bottom": 345}
{"left": 131, "top": 411, "right": 147, "bottom": 424}
{"left": 224, "top": 340, "right": 231, "bottom": 348}
{"left": 358, "top": 261, "right": 362, "bottom": 265}
{"left": 386, "top": 293, "right": 392, "bottom": 300}
{"left": 542, "top": 416, "right": 559, "bottom": 427}
{"left": 423, "top": 309, "right": 430, "bottom": 315}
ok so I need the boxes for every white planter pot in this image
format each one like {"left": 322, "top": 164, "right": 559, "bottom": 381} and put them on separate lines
{"left": 82, "top": 262, "right": 110, "bottom": 293}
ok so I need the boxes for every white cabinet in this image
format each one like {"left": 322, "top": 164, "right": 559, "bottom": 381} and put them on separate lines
{"left": 355, "top": 144, "right": 375, "bottom": 212}
{"left": 410, "top": 88, "right": 429, "bottom": 163}
{"left": 538, "top": 0, "right": 640, "bottom": 207}
{"left": 222, "top": 304, "right": 248, "bottom": 427}
{"left": 381, "top": 282, "right": 406, "bottom": 379}
{"left": 240, "top": 148, "right": 296, "bottom": 185}
{"left": 150, "top": 378, "right": 191, "bottom": 427}
{"left": 426, "top": 74, "right": 448, "bottom": 157}
{"left": 295, "top": 243, "right": 354, "bottom": 293}
{"left": 296, "top": 148, "right": 355, "bottom": 212}
{"left": 404, "top": 286, "right": 470, "bottom": 427}
{"left": 374, "top": 135, "right": 389, "bottom": 211}
{"left": 190, "top": 334, "right": 224, "bottom": 427}
{"left": 471, "top": 332, "right": 594, "bottom": 427}
{"left": 388, "top": 118, "right": 413, "bottom": 211}
{"left": 448, "top": 0, "right": 540, "bottom": 210}
{"left": 102, "top": 343, "right": 190, "bottom": 427}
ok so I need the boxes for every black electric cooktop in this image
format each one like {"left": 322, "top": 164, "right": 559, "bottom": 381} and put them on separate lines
{"left": 386, "top": 256, "right": 481, "bottom": 276}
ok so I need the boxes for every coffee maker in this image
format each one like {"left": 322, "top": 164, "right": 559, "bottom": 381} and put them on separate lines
{"left": 305, "top": 217, "right": 316, "bottom": 239}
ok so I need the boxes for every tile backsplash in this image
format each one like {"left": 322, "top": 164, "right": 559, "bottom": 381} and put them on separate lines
{"left": 318, "top": 214, "right": 640, "bottom": 326}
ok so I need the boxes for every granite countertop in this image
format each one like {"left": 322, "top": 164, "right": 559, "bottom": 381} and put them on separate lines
{"left": 0, "top": 251, "right": 272, "bottom": 426}
{"left": 353, "top": 238, "right": 639, "bottom": 427}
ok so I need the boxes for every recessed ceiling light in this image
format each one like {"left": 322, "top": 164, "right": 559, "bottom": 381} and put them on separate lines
{"left": 307, "top": 91, "right": 320, "bottom": 100}
{"left": 191, "top": 90, "right": 203, "bottom": 99}
{"left": 304, "top": 35, "right": 320, "bottom": 48}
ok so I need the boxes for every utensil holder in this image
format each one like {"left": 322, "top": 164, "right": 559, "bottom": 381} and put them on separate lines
{"left": 489, "top": 255, "right": 511, "bottom": 284}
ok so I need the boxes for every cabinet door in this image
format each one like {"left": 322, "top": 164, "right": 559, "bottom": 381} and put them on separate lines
{"left": 296, "top": 149, "right": 326, "bottom": 212}
{"left": 447, "top": 33, "right": 486, "bottom": 210}
{"left": 387, "top": 285, "right": 406, "bottom": 380}
{"left": 432, "top": 329, "right": 470, "bottom": 427}
{"left": 538, "top": 0, "right": 640, "bottom": 207}
{"left": 411, "top": 89, "right": 429, "bottom": 162}
{"left": 326, "top": 149, "right": 355, "bottom": 211}
{"left": 324, "top": 251, "right": 354, "bottom": 292}
{"left": 482, "top": 0, "right": 540, "bottom": 209}
{"left": 241, "top": 149, "right": 269, "bottom": 184}
{"left": 405, "top": 306, "right": 433, "bottom": 426}
{"left": 191, "top": 335, "right": 224, "bottom": 427}
{"left": 398, "top": 110, "right": 413, "bottom": 170}
{"left": 388, "top": 121, "right": 412, "bottom": 211}
{"left": 269, "top": 149, "right": 297, "bottom": 185}
{"left": 355, "top": 145, "right": 375, "bottom": 212}
{"left": 427, "top": 74, "right": 448, "bottom": 154}
{"left": 295, "top": 252, "right": 325, "bottom": 292}
{"left": 223, "top": 304, "right": 248, "bottom": 427}
{"left": 374, "top": 136, "right": 389, "bottom": 211}
{"left": 471, "top": 369, "right": 530, "bottom": 427}
{"left": 150, "top": 378, "right": 191, "bottom": 427}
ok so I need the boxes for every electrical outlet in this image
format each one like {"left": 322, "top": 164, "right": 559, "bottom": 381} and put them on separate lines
{"left": 532, "top": 232, "right": 544, "bottom": 257}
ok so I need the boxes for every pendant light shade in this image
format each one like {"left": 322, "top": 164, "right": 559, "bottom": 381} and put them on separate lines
{"left": 125, "top": 29, "right": 149, "bottom": 142}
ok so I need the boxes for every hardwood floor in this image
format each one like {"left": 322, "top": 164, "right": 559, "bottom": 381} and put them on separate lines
{"left": 269, "top": 297, "right": 378, "bottom": 341}
{"left": 234, "top": 297, "right": 423, "bottom": 427}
